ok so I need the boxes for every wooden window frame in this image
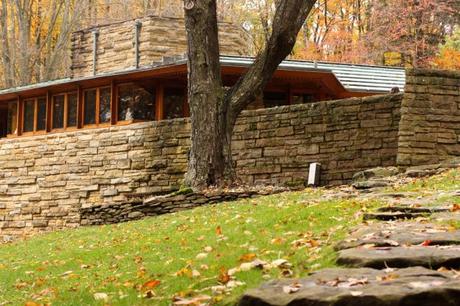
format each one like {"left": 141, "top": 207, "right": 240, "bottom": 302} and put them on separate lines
{"left": 82, "top": 86, "right": 112, "bottom": 128}
{"left": 51, "top": 92, "right": 78, "bottom": 132}
{"left": 21, "top": 97, "right": 47, "bottom": 136}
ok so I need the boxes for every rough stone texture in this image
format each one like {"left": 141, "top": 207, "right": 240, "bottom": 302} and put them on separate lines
{"left": 234, "top": 94, "right": 403, "bottom": 186}
{"left": 80, "top": 188, "right": 286, "bottom": 226}
{"left": 335, "top": 221, "right": 460, "bottom": 251}
{"left": 337, "top": 245, "right": 460, "bottom": 269}
{"left": 0, "top": 119, "right": 191, "bottom": 237}
{"left": 71, "top": 15, "right": 250, "bottom": 78}
{"left": 239, "top": 267, "right": 460, "bottom": 306}
{"left": 398, "top": 69, "right": 460, "bottom": 167}
{"left": 0, "top": 94, "right": 403, "bottom": 237}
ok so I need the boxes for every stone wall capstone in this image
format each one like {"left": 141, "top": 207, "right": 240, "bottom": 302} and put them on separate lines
{"left": 397, "top": 69, "right": 460, "bottom": 167}
{"left": 0, "top": 93, "right": 403, "bottom": 238}
{"left": 70, "top": 15, "right": 250, "bottom": 78}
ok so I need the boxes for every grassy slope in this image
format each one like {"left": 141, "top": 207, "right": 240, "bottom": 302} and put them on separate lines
{"left": 1, "top": 169, "right": 459, "bottom": 306}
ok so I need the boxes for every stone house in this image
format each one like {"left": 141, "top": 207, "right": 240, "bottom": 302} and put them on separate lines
{"left": 2, "top": 15, "right": 460, "bottom": 237}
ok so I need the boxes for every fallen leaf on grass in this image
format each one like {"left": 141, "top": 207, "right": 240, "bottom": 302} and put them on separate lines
{"left": 451, "top": 204, "right": 460, "bottom": 212}
{"left": 239, "top": 253, "right": 257, "bottom": 262}
{"left": 142, "top": 280, "right": 160, "bottom": 290}
{"left": 218, "top": 267, "right": 230, "bottom": 284}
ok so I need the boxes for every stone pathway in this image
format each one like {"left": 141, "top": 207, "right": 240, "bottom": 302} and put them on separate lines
{"left": 239, "top": 202, "right": 460, "bottom": 305}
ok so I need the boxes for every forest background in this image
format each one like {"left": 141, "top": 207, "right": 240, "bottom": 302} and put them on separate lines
{"left": 1, "top": 0, "right": 460, "bottom": 89}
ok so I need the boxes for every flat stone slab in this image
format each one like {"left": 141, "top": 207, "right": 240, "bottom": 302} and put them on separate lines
{"left": 377, "top": 206, "right": 450, "bottom": 213}
{"left": 239, "top": 267, "right": 460, "bottom": 306}
{"left": 432, "top": 211, "right": 460, "bottom": 222}
{"left": 335, "top": 221, "right": 460, "bottom": 250}
{"left": 363, "top": 211, "right": 428, "bottom": 221}
{"left": 337, "top": 245, "right": 460, "bottom": 269}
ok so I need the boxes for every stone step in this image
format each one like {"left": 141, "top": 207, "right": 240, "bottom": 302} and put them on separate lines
{"left": 239, "top": 267, "right": 460, "bottom": 306}
{"left": 337, "top": 245, "right": 460, "bottom": 269}
{"left": 335, "top": 221, "right": 460, "bottom": 250}
{"left": 377, "top": 206, "right": 450, "bottom": 214}
{"left": 363, "top": 211, "right": 428, "bottom": 221}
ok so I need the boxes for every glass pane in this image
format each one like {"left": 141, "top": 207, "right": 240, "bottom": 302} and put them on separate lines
{"left": 164, "top": 88, "right": 185, "bottom": 120}
{"left": 7, "top": 101, "right": 17, "bottom": 135}
{"left": 84, "top": 89, "right": 96, "bottom": 125}
{"left": 99, "top": 87, "right": 111, "bottom": 123}
{"left": 37, "top": 97, "right": 47, "bottom": 131}
{"left": 23, "top": 100, "right": 35, "bottom": 132}
{"left": 292, "top": 94, "right": 315, "bottom": 105}
{"left": 118, "top": 84, "right": 155, "bottom": 121}
{"left": 67, "top": 93, "right": 78, "bottom": 127}
{"left": 263, "top": 92, "right": 287, "bottom": 108}
{"left": 52, "top": 95, "right": 64, "bottom": 129}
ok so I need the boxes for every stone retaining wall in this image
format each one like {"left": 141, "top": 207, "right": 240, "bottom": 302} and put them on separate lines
{"left": 0, "top": 93, "right": 403, "bottom": 238}
{"left": 71, "top": 15, "right": 249, "bottom": 78}
{"left": 234, "top": 94, "right": 403, "bottom": 186}
{"left": 398, "top": 69, "right": 460, "bottom": 167}
{"left": 80, "top": 189, "right": 286, "bottom": 226}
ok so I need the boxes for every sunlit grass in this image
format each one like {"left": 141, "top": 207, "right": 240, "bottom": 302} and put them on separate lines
{"left": 1, "top": 168, "right": 459, "bottom": 305}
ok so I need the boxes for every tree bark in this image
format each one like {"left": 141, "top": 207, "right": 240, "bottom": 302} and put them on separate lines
{"left": 183, "top": 0, "right": 316, "bottom": 189}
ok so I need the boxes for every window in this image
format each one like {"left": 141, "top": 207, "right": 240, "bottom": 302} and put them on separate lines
{"left": 22, "top": 97, "right": 47, "bottom": 134}
{"left": 52, "top": 95, "right": 65, "bottom": 129}
{"left": 117, "top": 83, "right": 155, "bottom": 121}
{"left": 164, "top": 88, "right": 185, "bottom": 119}
{"left": 263, "top": 92, "right": 288, "bottom": 108}
{"left": 7, "top": 101, "right": 17, "bottom": 135}
{"left": 292, "top": 94, "right": 315, "bottom": 105}
{"left": 83, "top": 87, "right": 111, "bottom": 126}
{"left": 67, "top": 93, "right": 78, "bottom": 127}
{"left": 52, "top": 92, "right": 78, "bottom": 130}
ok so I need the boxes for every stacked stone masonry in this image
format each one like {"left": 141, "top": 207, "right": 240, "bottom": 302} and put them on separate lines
{"left": 71, "top": 16, "right": 250, "bottom": 78}
{"left": 0, "top": 93, "right": 404, "bottom": 238}
{"left": 398, "top": 69, "right": 460, "bottom": 167}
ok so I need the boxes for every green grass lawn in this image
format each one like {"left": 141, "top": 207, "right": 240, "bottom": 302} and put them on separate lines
{"left": 1, "top": 169, "right": 459, "bottom": 306}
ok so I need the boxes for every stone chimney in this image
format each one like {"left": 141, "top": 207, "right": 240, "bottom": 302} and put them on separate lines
{"left": 70, "top": 15, "right": 250, "bottom": 79}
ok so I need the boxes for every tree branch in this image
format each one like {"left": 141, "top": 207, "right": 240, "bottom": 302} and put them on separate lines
{"left": 228, "top": 0, "right": 316, "bottom": 117}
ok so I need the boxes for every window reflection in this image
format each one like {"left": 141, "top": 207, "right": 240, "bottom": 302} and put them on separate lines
{"left": 67, "top": 93, "right": 78, "bottom": 127}
{"left": 84, "top": 89, "right": 96, "bottom": 125}
{"left": 99, "top": 87, "right": 111, "bottom": 123}
{"left": 118, "top": 83, "right": 155, "bottom": 121}
{"left": 164, "top": 88, "right": 185, "bottom": 119}
{"left": 23, "top": 100, "right": 35, "bottom": 132}
{"left": 52, "top": 95, "right": 65, "bottom": 129}
{"left": 7, "top": 101, "right": 17, "bottom": 135}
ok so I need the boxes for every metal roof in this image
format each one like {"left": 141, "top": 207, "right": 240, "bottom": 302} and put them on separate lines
{"left": 220, "top": 56, "right": 406, "bottom": 93}
{"left": 0, "top": 55, "right": 406, "bottom": 97}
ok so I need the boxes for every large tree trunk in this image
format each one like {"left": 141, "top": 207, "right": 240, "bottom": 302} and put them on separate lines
{"left": 183, "top": 0, "right": 316, "bottom": 189}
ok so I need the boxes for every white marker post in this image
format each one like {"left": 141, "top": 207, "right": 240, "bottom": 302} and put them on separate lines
{"left": 308, "top": 163, "right": 321, "bottom": 187}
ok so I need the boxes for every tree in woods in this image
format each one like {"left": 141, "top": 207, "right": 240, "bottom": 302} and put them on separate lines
{"left": 366, "top": 0, "right": 458, "bottom": 67}
{"left": 183, "top": 0, "right": 317, "bottom": 189}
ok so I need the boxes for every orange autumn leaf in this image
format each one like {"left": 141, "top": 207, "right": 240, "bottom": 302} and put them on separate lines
{"left": 239, "top": 253, "right": 257, "bottom": 262}
{"left": 218, "top": 267, "right": 230, "bottom": 284}
{"left": 216, "top": 226, "right": 222, "bottom": 236}
{"left": 25, "top": 302, "right": 40, "bottom": 306}
{"left": 451, "top": 204, "right": 460, "bottom": 212}
{"left": 142, "top": 280, "right": 161, "bottom": 290}
{"left": 420, "top": 240, "right": 432, "bottom": 246}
